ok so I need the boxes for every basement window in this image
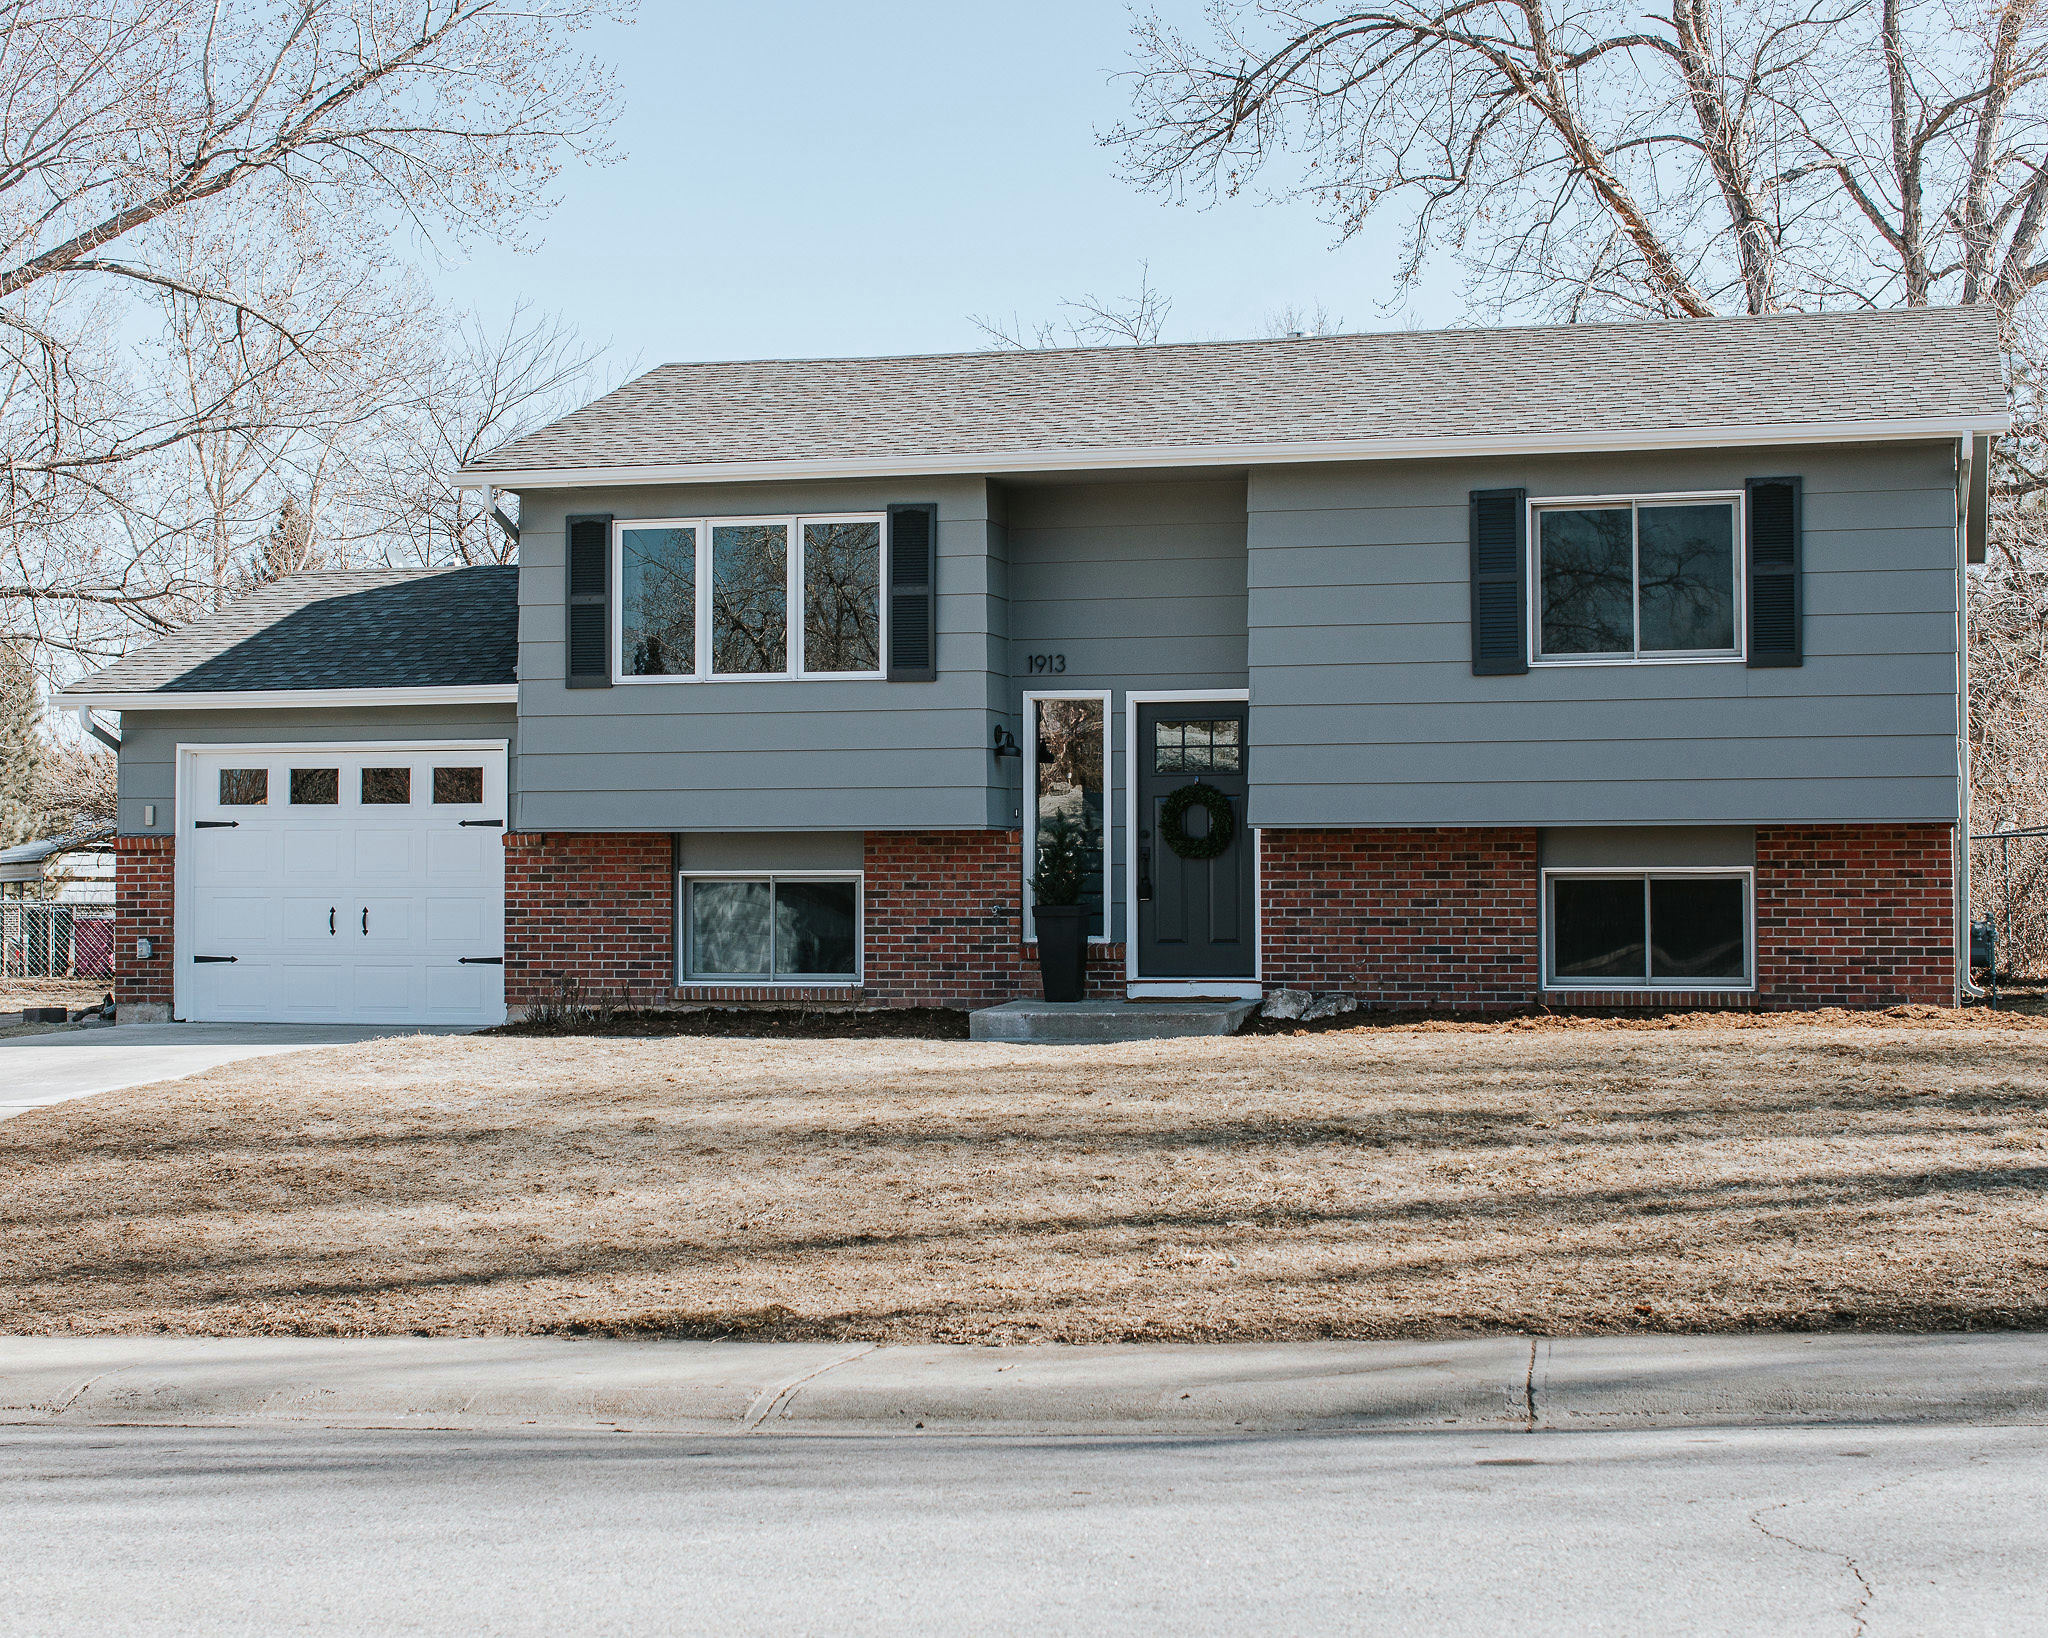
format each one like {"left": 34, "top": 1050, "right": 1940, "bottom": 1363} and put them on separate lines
{"left": 681, "top": 875, "right": 861, "bottom": 983}
{"left": 1544, "top": 869, "right": 1752, "bottom": 989}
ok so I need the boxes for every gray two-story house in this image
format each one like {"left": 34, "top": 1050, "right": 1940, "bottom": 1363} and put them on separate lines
{"left": 65, "top": 306, "right": 2005, "bottom": 1025}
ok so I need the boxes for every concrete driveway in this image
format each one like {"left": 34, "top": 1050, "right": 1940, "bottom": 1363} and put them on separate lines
{"left": 0, "top": 1023, "right": 467, "bottom": 1120}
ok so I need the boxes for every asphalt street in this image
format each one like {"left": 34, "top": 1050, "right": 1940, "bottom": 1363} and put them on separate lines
{"left": 3, "top": 1421, "right": 2042, "bottom": 1636}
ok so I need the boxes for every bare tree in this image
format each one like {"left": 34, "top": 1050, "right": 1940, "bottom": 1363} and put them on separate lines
{"left": 1110, "top": 0, "right": 2048, "bottom": 322}
{"left": 973, "top": 262, "right": 1174, "bottom": 347}
{"left": 0, "top": 0, "right": 630, "bottom": 656}
{"left": 365, "top": 304, "right": 608, "bottom": 569}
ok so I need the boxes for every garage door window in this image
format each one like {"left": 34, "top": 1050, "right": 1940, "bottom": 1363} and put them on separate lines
{"left": 290, "top": 768, "right": 339, "bottom": 805}
{"left": 219, "top": 768, "right": 268, "bottom": 805}
{"left": 433, "top": 766, "right": 485, "bottom": 804}
{"left": 361, "top": 768, "right": 411, "bottom": 805}
{"left": 682, "top": 875, "right": 860, "bottom": 982}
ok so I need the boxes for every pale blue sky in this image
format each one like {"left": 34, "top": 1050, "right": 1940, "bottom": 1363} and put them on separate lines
{"left": 431, "top": 1, "right": 1463, "bottom": 367}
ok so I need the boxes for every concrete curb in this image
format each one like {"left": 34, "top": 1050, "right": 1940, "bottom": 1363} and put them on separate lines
{"left": 3, "top": 1333, "right": 2045, "bottom": 1435}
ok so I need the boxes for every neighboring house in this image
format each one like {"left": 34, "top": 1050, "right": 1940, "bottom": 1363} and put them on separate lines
{"left": 61, "top": 307, "right": 2006, "bottom": 1026}
{"left": 0, "top": 825, "right": 116, "bottom": 905}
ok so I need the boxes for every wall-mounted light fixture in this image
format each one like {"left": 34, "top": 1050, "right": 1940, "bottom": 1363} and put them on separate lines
{"left": 992, "top": 725, "right": 1021, "bottom": 760}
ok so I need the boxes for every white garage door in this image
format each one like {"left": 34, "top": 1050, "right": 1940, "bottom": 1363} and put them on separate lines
{"left": 181, "top": 745, "right": 507, "bottom": 1025}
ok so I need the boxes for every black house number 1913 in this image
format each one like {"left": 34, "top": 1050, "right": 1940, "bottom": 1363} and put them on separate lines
{"left": 1026, "top": 653, "right": 1067, "bottom": 674}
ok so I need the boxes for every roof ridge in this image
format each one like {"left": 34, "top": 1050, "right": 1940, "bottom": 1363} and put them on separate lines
{"left": 624, "top": 303, "right": 1993, "bottom": 376}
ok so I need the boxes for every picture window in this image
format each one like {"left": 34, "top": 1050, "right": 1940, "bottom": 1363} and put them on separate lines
{"left": 1546, "top": 871, "right": 1750, "bottom": 988}
{"left": 1535, "top": 496, "right": 1739, "bottom": 662}
{"left": 682, "top": 876, "right": 860, "bottom": 981}
{"left": 613, "top": 514, "right": 887, "bottom": 683}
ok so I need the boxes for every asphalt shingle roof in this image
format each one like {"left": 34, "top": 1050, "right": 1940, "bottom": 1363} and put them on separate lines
{"left": 466, "top": 307, "right": 2007, "bottom": 478}
{"left": 66, "top": 567, "right": 517, "bottom": 697}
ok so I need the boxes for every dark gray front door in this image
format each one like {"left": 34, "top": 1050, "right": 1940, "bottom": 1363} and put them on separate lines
{"left": 1136, "top": 701, "right": 1253, "bottom": 978}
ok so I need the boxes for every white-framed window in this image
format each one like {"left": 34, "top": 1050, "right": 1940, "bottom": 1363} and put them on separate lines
{"left": 1023, "top": 691, "right": 1110, "bottom": 943}
{"left": 1542, "top": 867, "right": 1754, "bottom": 990}
{"left": 1530, "top": 491, "right": 1744, "bottom": 665}
{"left": 679, "top": 872, "right": 862, "bottom": 983}
{"left": 614, "top": 514, "right": 885, "bottom": 683}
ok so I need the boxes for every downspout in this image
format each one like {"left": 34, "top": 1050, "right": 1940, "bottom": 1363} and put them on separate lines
{"left": 76, "top": 705, "right": 119, "bottom": 752}
{"left": 1956, "top": 434, "right": 1987, "bottom": 1001}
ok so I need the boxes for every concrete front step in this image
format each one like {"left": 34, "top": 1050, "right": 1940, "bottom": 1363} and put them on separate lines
{"left": 969, "top": 997, "right": 1258, "bottom": 1043}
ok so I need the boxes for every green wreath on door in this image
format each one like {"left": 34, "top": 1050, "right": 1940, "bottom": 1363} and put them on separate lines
{"left": 1158, "top": 782, "right": 1236, "bottom": 861}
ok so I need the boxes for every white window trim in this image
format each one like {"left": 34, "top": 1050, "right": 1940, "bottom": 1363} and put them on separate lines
{"left": 1527, "top": 489, "right": 1746, "bottom": 669}
{"left": 1122, "top": 689, "right": 1259, "bottom": 988}
{"left": 1540, "top": 865, "right": 1756, "bottom": 992}
{"left": 612, "top": 513, "right": 888, "bottom": 685}
{"left": 676, "top": 869, "right": 864, "bottom": 985}
{"left": 1022, "top": 690, "right": 1113, "bottom": 946}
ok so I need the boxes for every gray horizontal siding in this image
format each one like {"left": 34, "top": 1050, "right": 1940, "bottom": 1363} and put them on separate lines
{"left": 1247, "top": 442, "right": 1963, "bottom": 827}
{"left": 114, "top": 705, "right": 517, "bottom": 836}
{"left": 1002, "top": 477, "right": 1250, "bottom": 939}
{"left": 515, "top": 475, "right": 1004, "bottom": 832}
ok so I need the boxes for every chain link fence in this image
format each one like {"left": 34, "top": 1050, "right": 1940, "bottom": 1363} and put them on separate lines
{"left": 0, "top": 902, "right": 115, "bottom": 981}
{"left": 1970, "top": 825, "right": 2048, "bottom": 987}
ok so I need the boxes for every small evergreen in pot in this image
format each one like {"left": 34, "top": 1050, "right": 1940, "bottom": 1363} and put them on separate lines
{"left": 1029, "top": 812, "right": 1091, "bottom": 1003}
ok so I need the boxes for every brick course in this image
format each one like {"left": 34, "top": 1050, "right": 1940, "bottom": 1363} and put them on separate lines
{"left": 1260, "top": 828, "right": 1542, "bottom": 1007}
{"left": 503, "top": 831, "right": 676, "bottom": 1008}
{"left": 112, "top": 835, "right": 174, "bottom": 1011}
{"left": 861, "top": 830, "right": 1124, "bottom": 1007}
{"left": 1257, "top": 822, "right": 1957, "bottom": 1010}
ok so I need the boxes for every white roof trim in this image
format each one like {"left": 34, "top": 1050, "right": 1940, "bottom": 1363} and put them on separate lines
{"left": 60, "top": 684, "right": 519, "bottom": 712}
{"left": 458, "top": 414, "right": 2011, "bottom": 489}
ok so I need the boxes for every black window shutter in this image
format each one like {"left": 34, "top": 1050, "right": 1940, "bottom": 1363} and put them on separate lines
{"left": 1746, "top": 477, "right": 1802, "bottom": 668}
{"left": 887, "top": 503, "right": 938, "bottom": 681}
{"left": 565, "top": 512, "right": 613, "bottom": 688}
{"left": 1469, "top": 488, "right": 1528, "bottom": 675}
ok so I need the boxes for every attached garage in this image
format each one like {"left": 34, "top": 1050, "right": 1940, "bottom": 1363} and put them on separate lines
{"left": 176, "top": 743, "right": 509, "bottom": 1026}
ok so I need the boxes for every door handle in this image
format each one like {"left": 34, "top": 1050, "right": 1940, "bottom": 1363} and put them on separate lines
{"left": 361, "top": 907, "right": 368, "bottom": 935}
{"left": 1137, "top": 845, "right": 1153, "bottom": 903}
{"left": 329, "top": 907, "right": 335, "bottom": 936}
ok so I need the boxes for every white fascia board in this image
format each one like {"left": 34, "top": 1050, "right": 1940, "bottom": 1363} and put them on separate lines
{"left": 458, "top": 413, "right": 2013, "bottom": 490}
{"left": 60, "top": 684, "right": 519, "bottom": 712}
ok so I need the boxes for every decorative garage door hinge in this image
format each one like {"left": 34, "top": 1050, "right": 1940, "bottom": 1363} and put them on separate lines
{"left": 458, "top": 819, "right": 504, "bottom": 828}
{"left": 458, "top": 956, "right": 503, "bottom": 964}
{"left": 194, "top": 820, "right": 238, "bottom": 829}
{"left": 192, "top": 954, "right": 237, "bottom": 963}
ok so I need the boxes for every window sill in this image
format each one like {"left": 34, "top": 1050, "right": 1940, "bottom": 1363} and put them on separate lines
{"left": 1529, "top": 654, "right": 1745, "bottom": 669}
{"left": 1543, "top": 982, "right": 1754, "bottom": 995}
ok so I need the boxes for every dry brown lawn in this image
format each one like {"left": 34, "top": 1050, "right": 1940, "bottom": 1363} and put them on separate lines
{"left": 4, "top": 1009, "right": 2047, "bottom": 1341}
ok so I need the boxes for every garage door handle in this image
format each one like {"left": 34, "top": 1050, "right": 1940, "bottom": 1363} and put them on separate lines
{"left": 362, "top": 908, "right": 369, "bottom": 935}
{"left": 194, "top": 820, "right": 238, "bottom": 830}
{"left": 329, "top": 907, "right": 335, "bottom": 936}
{"left": 193, "top": 954, "right": 237, "bottom": 963}
{"left": 459, "top": 956, "right": 503, "bottom": 965}
{"left": 459, "top": 819, "right": 504, "bottom": 828}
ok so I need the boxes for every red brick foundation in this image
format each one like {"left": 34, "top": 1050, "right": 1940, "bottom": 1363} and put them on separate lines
{"left": 861, "top": 830, "right": 1124, "bottom": 1007}
{"left": 1754, "top": 823, "right": 1955, "bottom": 1007}
{"left": 1256, "top": 822, "right": 1958, "bottom": 1010}
{"left": 112, "top": 835, "right": 175, "bottom": 1013}
{"left": 1259, "top": 828, "right": 1542, "bottom": 1007}
{"left": 503, "top": 832, "right": 676, "bottom": 1008}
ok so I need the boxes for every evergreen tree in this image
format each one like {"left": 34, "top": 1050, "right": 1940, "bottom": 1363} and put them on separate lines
{"left": 0, "top": 642, "right": 45, "bottom": 847}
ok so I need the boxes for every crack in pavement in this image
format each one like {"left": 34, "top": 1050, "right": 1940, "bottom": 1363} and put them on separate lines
{"left": 741, "top": 1344, "right": 878, "bottom": 1432}
{"left": 1523, "top": 1335, "right": 1541, "bottom": 1431}
{"left": 1749, "top": 1499, "right": 1875, "bottom": 1637}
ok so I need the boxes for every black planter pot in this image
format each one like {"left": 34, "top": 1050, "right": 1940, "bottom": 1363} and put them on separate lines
{"left": 1033, "top": 904, "right": 1089, "bottom": 1002}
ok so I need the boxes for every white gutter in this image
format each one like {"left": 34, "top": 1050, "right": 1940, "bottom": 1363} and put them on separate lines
{"left": 61, "top": 684, "right": 519, "bottom": 712}
{"left": 458, "top": 412, "right": 2014, "bottom": 490}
